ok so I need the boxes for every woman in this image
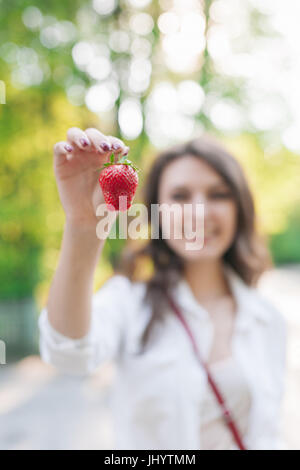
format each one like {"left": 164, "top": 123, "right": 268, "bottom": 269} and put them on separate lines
{"left": 38, "top": 127, "right": 287, "bottom": 450}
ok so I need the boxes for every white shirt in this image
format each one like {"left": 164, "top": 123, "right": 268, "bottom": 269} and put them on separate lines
{"left": 200, "top": 355, "right": 252, "bottom": 450}
{"left": 38, "top": 263, "right": 288, "bottom": 450}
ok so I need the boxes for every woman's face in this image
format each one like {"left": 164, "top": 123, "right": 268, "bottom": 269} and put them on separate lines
{"left": 157, "top": 155, "right": 238, "bottom": 262}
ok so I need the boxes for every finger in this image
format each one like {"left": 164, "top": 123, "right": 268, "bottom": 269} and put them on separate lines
{"left": 53, "top": 141, "right": 73, "bottom": 165}
{"left": 66, "top": 127, "right": 91, "bottom": 151}
{"left": 106, "top": 136, "right": 127, "bottom": 155}
{"left": 107, "top": 136, "right": 130, "bottom": 156}
{"left": 84, "top": 128, "right": 112, "bottom": 154}
{"left": 122, "top": 146, "right": 130, "bottom": 156}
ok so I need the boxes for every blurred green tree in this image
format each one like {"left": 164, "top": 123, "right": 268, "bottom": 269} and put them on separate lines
{"left": 0, "top": 0, "right": 299, "bottom": 309}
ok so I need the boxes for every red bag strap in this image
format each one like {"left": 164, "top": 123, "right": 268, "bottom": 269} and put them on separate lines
{"left": 165, "top": 290, "right": 247, "bottom": 451}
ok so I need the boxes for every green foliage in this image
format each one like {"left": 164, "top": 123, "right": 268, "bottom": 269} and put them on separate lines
{"left": 270, "top": 210, "right": 300, "bottom": 264}
{"left": 0, "top": 0, "right": 299, "bottom": 303}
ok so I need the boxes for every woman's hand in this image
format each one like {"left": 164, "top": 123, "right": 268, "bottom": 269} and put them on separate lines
{"left": 53, "top": 127, "right": 129, "bottom": 228}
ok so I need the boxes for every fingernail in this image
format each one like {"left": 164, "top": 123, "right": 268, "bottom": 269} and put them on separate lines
{"left": 100, "top": 141, "right": 111, "bottom": 152}
{"left": 64, "top": 144, "right": 73, "bottom": 152}
{"left": 80, "top": 138, "right": 89, "bottom": 147}
{"left": 123, "top": 147, "right": 129, "bottom": 156}
{"left": 112, "top": 142, "right": 121, "bottom": 150}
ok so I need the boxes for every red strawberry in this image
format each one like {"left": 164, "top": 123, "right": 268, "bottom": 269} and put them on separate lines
{"left": 99, "top": 153, "right": 139, "bottom": 211}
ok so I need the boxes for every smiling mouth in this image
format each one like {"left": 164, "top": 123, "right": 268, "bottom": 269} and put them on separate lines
{"left": 184, "top": 229, "right": 219, "bottom": 242}
{"left": 186, "top": 234, "right": 215, "bottom": 242}
{"left": 204, "top": 229, "right": 220, "bottom": 243}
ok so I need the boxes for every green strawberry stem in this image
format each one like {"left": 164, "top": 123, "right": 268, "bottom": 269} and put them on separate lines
{"left": 96, "top": 152, "right": 140, "bottom": 173}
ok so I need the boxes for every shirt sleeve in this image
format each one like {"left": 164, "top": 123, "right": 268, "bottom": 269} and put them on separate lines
{"left": 257, "top": 303, "right": 288, "bottom": 450}
{"left": 271, "top": 308, "right": 288, "bottom": 449}
{"left": 38, "top": 274, "right": 133, "bottom": 377}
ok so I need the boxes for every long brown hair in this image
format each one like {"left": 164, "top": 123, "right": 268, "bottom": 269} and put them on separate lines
{"left": 116, "top": 135, "right": 272, "bottom": 353}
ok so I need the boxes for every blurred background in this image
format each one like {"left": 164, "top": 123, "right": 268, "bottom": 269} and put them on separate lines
{"left": 0, "top": 0, "right": 299, "bottom": 449}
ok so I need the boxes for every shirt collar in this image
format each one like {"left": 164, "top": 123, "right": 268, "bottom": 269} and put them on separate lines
{"left": 173, "top": 262, "right": 272, "bottom": 331}
{"left": 223, "top": 263, "right": 272, "bottom": 328}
